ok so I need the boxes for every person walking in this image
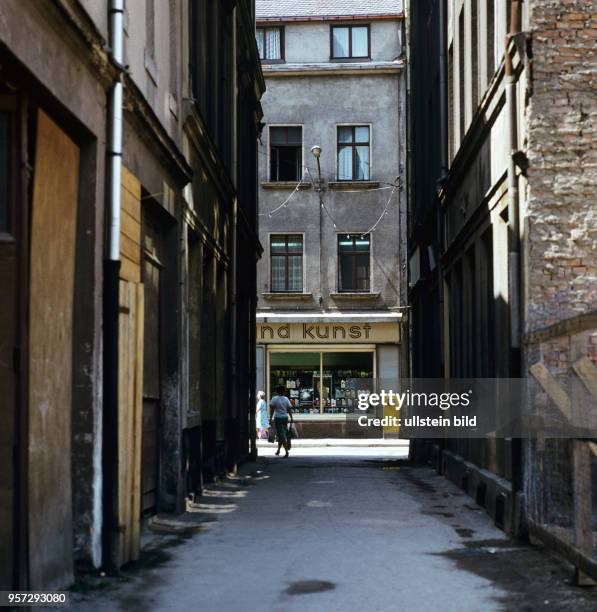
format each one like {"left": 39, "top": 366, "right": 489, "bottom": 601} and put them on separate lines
{"left": 269, "top": 385, "right": 294, "bottom": 458}
{"left": 255, "top": 390, "right": 269, "bottom": 439}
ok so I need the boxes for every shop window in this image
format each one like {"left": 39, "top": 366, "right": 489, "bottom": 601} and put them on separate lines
{"left": 338, "top": 234, "right": 370, "bottom": 292}
{"left": 337, "top": 125, "right": 370, "bottom": 181}
{"left": 270, "top": 234, "right": 303, "bottom": 292}
{"left": 270, "top": 126, "right": 302, "bottom": 182}
{"left": 270, "top": 351, "right": 373, "bottom": 415}
{"left": 331, "top": 25, "right": 370, "bottom": 59}
{"left": 256, "top": 26, "right": 284, "bottom": 61}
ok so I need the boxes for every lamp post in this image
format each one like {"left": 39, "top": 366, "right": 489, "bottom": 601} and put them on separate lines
{"left": 311, "top": 145, "right": 324, "bottom": 308}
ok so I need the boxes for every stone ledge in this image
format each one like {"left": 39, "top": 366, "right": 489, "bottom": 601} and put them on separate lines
{"left": 328, "top": 181, "right": 381, "bottom": 190}
{"left": 330, "top": 292, "right": 381, "bottom": 300}
{"left": 261, "top": 181, "right": 311, "bottom": 190}
{"left": 262, "top": 292, "right": 313, "bottom": 300}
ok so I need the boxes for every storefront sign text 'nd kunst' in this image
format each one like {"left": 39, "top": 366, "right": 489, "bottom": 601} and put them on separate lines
{"left": 257, "top": 322, "right": 400, "bottom": 344}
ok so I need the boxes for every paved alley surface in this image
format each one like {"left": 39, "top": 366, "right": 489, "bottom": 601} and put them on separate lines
{"left": 72, "top": 444, "right": 597, "bottom": 612}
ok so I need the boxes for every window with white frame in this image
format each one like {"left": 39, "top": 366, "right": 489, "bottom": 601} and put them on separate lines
{"left": 337, "top": 126, "right": 370, "bottom": 181}
{"left": 271, "top": 234, "right": 303, "bottom": 292}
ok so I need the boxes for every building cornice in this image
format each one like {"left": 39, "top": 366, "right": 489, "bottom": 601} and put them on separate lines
{"left": 237, "top": 1, "right": 266, "bottom": 96}
{"left": 49, "top": 0, "right": 119, "bottom": 89}
{"left": 257, "top": 14, "right": 404, "bottom": 24}
{"left": 183, "top": 103, "right": 236, "bottom": 203}
{"left": 123, "top": 73, "right": 192, "bottom": 186}
{"left": 263, "top": 60, "right": 404, "bottom": 78}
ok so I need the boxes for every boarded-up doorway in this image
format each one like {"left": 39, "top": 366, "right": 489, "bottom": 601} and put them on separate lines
{"left": 141, "top": 212, "right": 163, "bottom": 513}
{"left": 28, "top": 109, "right": 79, "bottom": 589}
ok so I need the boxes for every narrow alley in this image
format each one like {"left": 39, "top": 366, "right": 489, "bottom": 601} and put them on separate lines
{"left": 71, "top": 443, "right": 597, "bottom": 612}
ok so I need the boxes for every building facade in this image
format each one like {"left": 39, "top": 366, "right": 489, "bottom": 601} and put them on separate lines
{"left": 0, "top": 0, "right": 263, "bottom": 590}
{"left": 255, "top": 0, "right": 407, "bottom": 437}
{"left": 408, "top": 0, "right": 597, "bottom": 578}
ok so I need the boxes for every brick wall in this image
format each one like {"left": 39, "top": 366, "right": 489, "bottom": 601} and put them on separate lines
{"left": 525, "top": 0, "right": 597, "bottom": 333}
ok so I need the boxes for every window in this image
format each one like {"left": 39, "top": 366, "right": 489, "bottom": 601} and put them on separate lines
{"left": 338, "top": 234, "right": 370, "bottom": 293}
{"left": 256, "top": 27, "right": 283, "bottom": 61}
{"left": 269, "top": 351, "right": 373, "bottom": 415}
{"left": 337, "top": 126, "right": 370, "bottom": 181}
{"left": 331, "top": 25, "right": 370, "bottom": 59}
{"left": 270, "top": 126, "right": 302, "bottom": 182}
{"left": 271, "top": 235, "right": 303, "bottom": 292}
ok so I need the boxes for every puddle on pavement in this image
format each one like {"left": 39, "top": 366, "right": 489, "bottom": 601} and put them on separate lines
{"left": 285, "top": 580, "right": 336, "bottom": 595}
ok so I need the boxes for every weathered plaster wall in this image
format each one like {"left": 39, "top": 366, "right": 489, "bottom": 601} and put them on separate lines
{"left": 257, "top": 71, "right": 404, "bottom": 311}
{"left": 282, "top": 20, "right": 402, "bottom": 63}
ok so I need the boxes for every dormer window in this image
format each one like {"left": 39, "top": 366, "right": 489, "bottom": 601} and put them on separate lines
{"left": 331, "top": 25, "right": 370, "bottom": 60}
{"left": 256, "top": 26, "right": 284, "bottom": 61}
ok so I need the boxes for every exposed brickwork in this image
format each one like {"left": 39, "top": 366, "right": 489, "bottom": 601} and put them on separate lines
{"left": 525, "top": 0, "right": 597, "bottom": 332}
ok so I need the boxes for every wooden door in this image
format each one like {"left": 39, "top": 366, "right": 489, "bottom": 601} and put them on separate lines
{"left": 28, "top": 109, "right": 79, "bottom": 589}
{"left": 0, "top": 95, "right": 21, "bottom": 589}
{"left": 141, "top": 214, "right": 163, "bottom": 513}
{"left": 117, "top": 167, "right": 144, "bottom": 565}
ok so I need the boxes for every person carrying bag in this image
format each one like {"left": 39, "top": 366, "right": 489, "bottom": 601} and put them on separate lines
{"left": 269, "top": 385, "right": 294, "bottom": 458}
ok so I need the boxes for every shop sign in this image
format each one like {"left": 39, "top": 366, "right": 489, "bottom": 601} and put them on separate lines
{"left": 257, "top": 322, "right": 400, "bottom": 344}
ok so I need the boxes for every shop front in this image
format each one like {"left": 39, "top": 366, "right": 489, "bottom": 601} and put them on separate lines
{"left": 256, "top": 316, "right": 402, "bottom": 437}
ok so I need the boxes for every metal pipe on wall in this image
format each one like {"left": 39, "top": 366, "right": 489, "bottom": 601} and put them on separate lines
{"left": 102, "top": 0, "right": 124, "bottom": 570}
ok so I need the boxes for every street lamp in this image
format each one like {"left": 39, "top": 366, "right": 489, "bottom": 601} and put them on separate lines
{"left": 310, "top": 145, "right": 323, "bottom": 191}
{"left": 311, "top": 145, "right": 324, "bottom": 309}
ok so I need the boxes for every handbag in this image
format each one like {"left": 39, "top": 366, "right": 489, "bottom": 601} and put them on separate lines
{"left": 267, "top": 427, "right": 276, "bottom": 444}
{"left": 289, "top": 422, "right": 298, "bottom": 439}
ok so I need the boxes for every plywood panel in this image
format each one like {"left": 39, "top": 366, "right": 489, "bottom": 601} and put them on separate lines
{"left": 28, "top": 109, "right": 79, "bottom": 589}
{"left": 120, "top": 167, "right": 141, "bottom": 283}
{"left": 117, "top": 280, "right": 144, "bottom": 565}
{"left": 121, "top": 209, "right": 141, "bottom": 244}
{"left": 130, "top": 285, "right": 144, "bottom": 560}
{"left": 120, "top": 255, "right": 141, "bottom": 284}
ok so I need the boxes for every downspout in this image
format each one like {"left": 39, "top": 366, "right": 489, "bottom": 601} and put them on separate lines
{"left": 505, "top": 0, "right": 524, "bottom": 535}
{"left": 102, "top": 0, "right": 124, "bottom": 571}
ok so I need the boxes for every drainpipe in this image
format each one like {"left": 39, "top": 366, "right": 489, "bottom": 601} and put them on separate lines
{"left": 505, "top": 0, "right": 524, "bottom": 536}
{"left": 103, "top": 0, "right": 124, "bottom": 571}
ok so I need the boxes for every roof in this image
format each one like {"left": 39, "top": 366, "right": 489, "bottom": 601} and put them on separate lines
{"left": 255, "top": 0, "right": 403, "bottom": 21}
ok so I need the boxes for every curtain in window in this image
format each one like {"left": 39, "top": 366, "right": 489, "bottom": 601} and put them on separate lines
{"left": 351, "top": 27, "right": 368, "bottom": 57}
{"left": 355, "top": 146, "right": 370, "bottom": 180}
{"left": 265, "top": 29, "right": 281, "bottom": 59}
{"left": 287, "top": 256, "right": 302, "bottom": 291}
{"left": 338, "top": 146, "right": 353, "bottom": 180}
{"left": 271, "top": 255, "right": 285, "bottom": 291}
{"left": 256, "top": 30, "right": 265, "bottom": 59}
{"left": 332, "top": 28, "right": 349, "bottom": 57}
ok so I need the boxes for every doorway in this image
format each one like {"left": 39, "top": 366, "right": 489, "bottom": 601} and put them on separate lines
{"left": 141, "top": 211, "right": 164, "bottom": 513}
